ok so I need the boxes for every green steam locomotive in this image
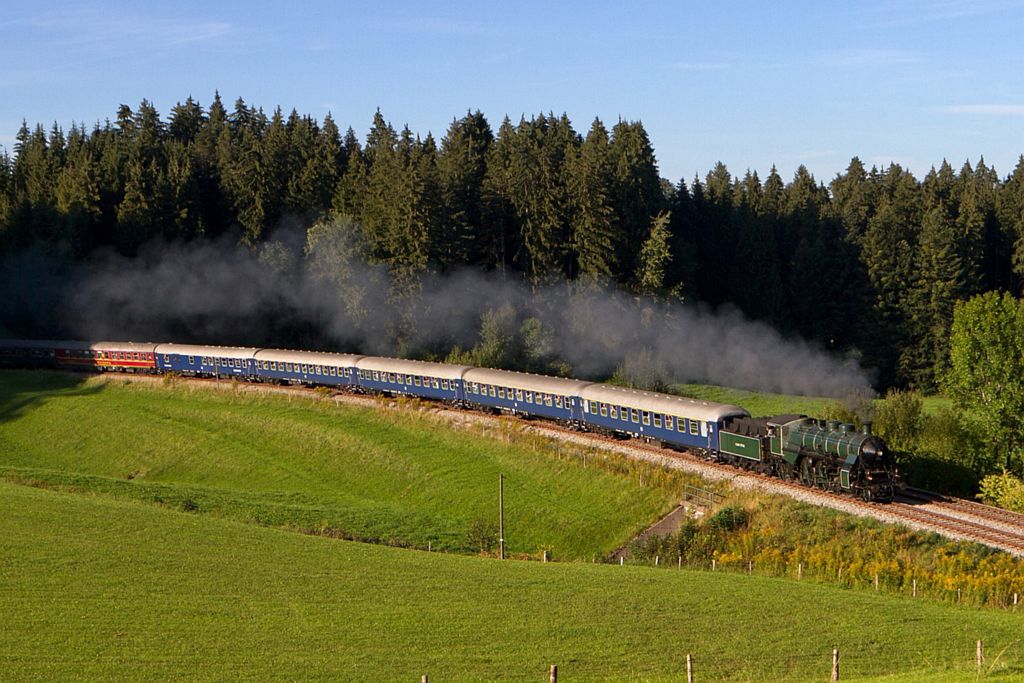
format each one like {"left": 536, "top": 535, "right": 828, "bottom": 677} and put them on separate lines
{"left": 714, "top": 414, "right": 897, "bottom": 501}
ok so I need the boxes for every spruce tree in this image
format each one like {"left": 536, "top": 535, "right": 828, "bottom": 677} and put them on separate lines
{"left": 608, "top": 120, "right": 663, "bottom": 278}
{"left": 437, "top": 110, "right": 493, "bottom": 270}
{"left": 566, "top": 118, "right": 618, "bottom": 280}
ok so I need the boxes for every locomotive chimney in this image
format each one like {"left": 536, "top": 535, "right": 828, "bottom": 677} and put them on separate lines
{"left": 862, "top": 422, "right": 873, "bottom": 436}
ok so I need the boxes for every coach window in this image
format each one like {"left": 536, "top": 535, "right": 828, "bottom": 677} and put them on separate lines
{"left": 631, "top": 408, "right": 639, "bottom": 423}
{"left": 188, "top": 356, "right": 195, "bottom": 365}
{"left": 665, "top": 416, "right": 674, "bottom": 430}
{"left": 599, "top": 403, "right": 608, "bottom": 417}
{"left": 545, "top": 394, "right": 553, "bottom": 407}
{"left": 642, "top": 411, "right": 651, "bottom": 426}
{"left": 498, "top": 387, "right": 506, "bottom": 399}
{"left": 689, "top": 420, "right": 699, "bottom": 436}
{"left": 653, "top": 413, "right": 662, "bottom": 428}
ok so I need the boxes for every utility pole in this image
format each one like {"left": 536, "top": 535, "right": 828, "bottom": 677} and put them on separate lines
{"left": 499, "top": 473, "right": 505, "bottom": 560}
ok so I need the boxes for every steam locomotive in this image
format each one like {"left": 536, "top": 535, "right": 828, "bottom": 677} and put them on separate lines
{"left": 0, "top": 339, "right": 897, "bottom": 501}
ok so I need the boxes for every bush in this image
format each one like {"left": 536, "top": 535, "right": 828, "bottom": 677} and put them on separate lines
{"left": 465, "top": 518, "right": 498, "bottom": 553}
{"left": 978, "top": 471, "right": 1024, "bottom": 512}
{"left": 874, "top": 389, "right": 923, "bottom": 452}
{"left": 705, "top": 506, "right": 749, "bottom": 533}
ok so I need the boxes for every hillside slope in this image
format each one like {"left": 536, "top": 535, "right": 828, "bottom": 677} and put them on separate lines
{"left": 2, "top": 481, "right": 1022, "bottom": 681}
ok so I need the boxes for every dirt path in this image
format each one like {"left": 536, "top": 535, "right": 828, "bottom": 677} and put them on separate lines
{"left": 608, "top": 504, "right": 692, "bottom": 561}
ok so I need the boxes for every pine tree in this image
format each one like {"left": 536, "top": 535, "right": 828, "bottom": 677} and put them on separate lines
{"left": 906, "top": 205, "right": 966, "bottom": 388}
{"left": 566, "top": 118, "right": 618, "bottom": 280}
{"left": 860, "top": 164, "right": 922, "bottom": 386}
{"left": 54, "top": 129, "right": 101, "bottom": 254}
{"left": 664, "top": 178, "right": 696, "bottom": 297}
{"left": 608, "top": 120, "right": 663, "bottom": 279}
{"left": 437, "top": 110, "right": 493, "bottom": 270}
{"left": 635, "top": 211, "right": 672, "bottom": 297}
{"left": 168, "top": 96, "right": 205, "bottom": 144}
{"left": 480, "top": 116, "right": 520, "bottom": 272}
{"left": 1001, "top": 156, "right": 1024, "bottom": 292}
{"left": 730, "top": 170, "right": 784, "bottom": 323}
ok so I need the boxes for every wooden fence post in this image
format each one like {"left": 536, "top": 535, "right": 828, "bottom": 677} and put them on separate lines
{"left": 422, "top": 675, "right": 428, "bottom": 683}
{"left": 958, "top": 587, "right": 962, "bottom": 604}
{"left": 543, "top": 550, "right": 548, "bottom": 563}
{"left": 686, "top": 654, "right": 693, "bottom": 683}
{"left": 874, "top": 574, "right": 879, "bottom": 592}
{"left": 549, "top": 664, "right": 557, "bottom": 683}
{"left": 832, "top": 647, "right": 840, "bottom": 681}
{"left": 913, "top": 578, "right": 917, "bottom": 597}
{"left": 620, "top": 557, "right": 624, "bottom": 566}
{"left": 678, "top": 556, "right": 682, "bottom": 569}
{"left": 798, "top": 562, "right": 803, "bottom": 579}
{"left": 977, "top": 640, "right": 983, "bottom": 673}
{"left": 1014, "top": 592, "right": 1019, "bottom": 609}
{"left": 712, "top": 559, "right": 716, "bottom": 572}
{"left": 655, "top": 555, "right": 660, "bottom": 566}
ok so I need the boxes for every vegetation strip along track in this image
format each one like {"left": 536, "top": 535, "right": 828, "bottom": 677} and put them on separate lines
{"left": 40, "top": 368, "right": 1024, "bottom": 557}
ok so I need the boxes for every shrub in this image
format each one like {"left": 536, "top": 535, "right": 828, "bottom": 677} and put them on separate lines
{"left": 978, "top": 471, "right": 1024, "bottom": 512}
{"left": 465, "top": 518, "right": 497, "bottom": 553}
{"left": 874, "top": 389, "right": 923, "bottom": 452}
{"left": 705, "top": 506, "right": 749, "bottom": 533}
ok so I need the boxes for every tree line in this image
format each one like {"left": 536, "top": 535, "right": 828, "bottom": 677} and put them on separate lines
{"left": 2, "top": 94, "right": 1024, "bottom": 391}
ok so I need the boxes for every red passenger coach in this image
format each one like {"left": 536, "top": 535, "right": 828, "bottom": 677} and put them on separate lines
{"left": 54, "top": 341, "right": 158, "bottom": 373}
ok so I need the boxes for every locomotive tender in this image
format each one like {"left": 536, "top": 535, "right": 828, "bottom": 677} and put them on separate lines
{"left": 0, "top": 339, "right": 897, "bottom": 500}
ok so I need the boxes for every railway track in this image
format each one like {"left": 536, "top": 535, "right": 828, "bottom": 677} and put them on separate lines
{"left": 18, "top": 368, "right": 1024, "bottom": 557}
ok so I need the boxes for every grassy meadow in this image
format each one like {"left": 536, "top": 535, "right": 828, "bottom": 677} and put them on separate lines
{"left": 3, "top": 480, "right": 1024, "bottom": 682}
{"left": 673, "top": 382, "right": 953, "bottom": 418}
{"left": 0, "top": 370, "right": 691, "bottom": 559}
{"left": 4, "top": 368, "right": 1023, "bottom": 680}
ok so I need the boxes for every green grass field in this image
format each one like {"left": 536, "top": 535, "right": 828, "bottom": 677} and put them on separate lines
{"left": 2, "top": 480, "right": 1023, "bottom": 682}
{"left": 673, "top": 383, "right": 953, "bottom": 418}
{"left": 0, "top": 370, "right": 682, "bottom": 559}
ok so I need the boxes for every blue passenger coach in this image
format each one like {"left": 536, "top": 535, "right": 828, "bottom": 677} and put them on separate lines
{"left": 155, "top": 343, "right": 259, "bottom": 378}
{"left": 578, "top": 384, "right": 748, "bottom": 451}
{"left": 254, "top": 349, "right": 363, "bottom": 387}
{"left": 354, "top": 357, "right": 470, "bottom": 401}
{"left": 462, "top": 367, "right": 592, "bottom": 422}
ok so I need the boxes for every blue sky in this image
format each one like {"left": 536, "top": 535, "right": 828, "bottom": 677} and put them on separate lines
{"left": 2, "top": 1, "right": 1022, "bottom": 183}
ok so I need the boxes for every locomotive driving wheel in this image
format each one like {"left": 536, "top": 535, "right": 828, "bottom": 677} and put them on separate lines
{"left": 799, "top": 458, "right": 814, "bottom": 487}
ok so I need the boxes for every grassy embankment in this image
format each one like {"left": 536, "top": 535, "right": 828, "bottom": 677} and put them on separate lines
{"left": 0, "top": 370, "right": 697, "bottom": 560}
{"left": 3, "top": 480, "right": 1023, "bottom": 682}
{"left": 673, "top": 382, "right": 953, "bottom": 418}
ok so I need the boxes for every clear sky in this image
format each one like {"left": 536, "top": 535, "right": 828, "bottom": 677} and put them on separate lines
{"left": 2, "top": 1, "right": 1022, "bottom": 184}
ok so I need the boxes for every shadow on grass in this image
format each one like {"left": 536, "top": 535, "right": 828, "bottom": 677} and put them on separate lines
{"left": 0, "top": 369, "right": 103, "bottom": 426}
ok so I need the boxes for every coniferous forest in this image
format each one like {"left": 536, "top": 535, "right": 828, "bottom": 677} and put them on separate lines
{"left": 2, "top": 94, "right": 1024, "bottom": 394}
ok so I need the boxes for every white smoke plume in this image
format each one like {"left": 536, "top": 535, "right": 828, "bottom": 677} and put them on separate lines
{"left": 0, "top": 226, "right": 873, "bottom": 398}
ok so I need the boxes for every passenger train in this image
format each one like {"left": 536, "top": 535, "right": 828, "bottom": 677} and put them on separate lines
{"left": 0, "top": 339, "right": 897, "bottom": 500}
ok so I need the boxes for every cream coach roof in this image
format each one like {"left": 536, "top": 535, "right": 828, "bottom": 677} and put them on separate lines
{"left": 356, "top": 356, "right": 471, "bottom": 380}
{"left": 255, "top": 348, "right": 365, "bottom": 366}
{"left": 154, "top": 343, "right": 260, "bottom": 360}
{"left": 462, "top": 367, "right": 594, "bottom": 395}
{"left": 579, "top": 384, "right": 749, "bottom": 423}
